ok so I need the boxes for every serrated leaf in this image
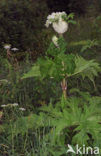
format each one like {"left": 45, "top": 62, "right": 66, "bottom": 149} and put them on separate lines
{"left": 69, "top": 56, "right": 100, "bottom": 83}
{"left": 22, "top": 65, "right": 41, "bottom": 79}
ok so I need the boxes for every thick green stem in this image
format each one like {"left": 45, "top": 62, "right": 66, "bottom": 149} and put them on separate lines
{"left": 59, "top": 34, "right": 67, "bottom": 99}
{"left": 62, "top": 78, "right": 67, "bottom": 99}
{"left": 61, "top": 61, "right": 67, "bottom": 99}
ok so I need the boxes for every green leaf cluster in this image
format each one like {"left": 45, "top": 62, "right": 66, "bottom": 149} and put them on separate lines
{"left": 22, "top": 34, "right": 100, "bottom": 84}
{"left": 5, "top": 91, "right": 101, "bottom": 154}
{"left": 70, "top": 56, "right": 101, "bottom": 83}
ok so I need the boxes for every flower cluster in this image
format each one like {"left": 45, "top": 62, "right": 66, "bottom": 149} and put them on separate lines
{"left": 19, "top": 108, "right": 26, "bottom": 111}
{"left": 45, "top": 12, "right": 68, "bottom": 34}
{"left": 52, "top": 35, "right": 59, "bottom": 47}
{"left": 1, "top": 103, "right": 18, "bottom": 107}
{"left": 4, "top": 44, "right": 11, "bottom": 50}
{"left": 4, "top": 44, "right": 18, "bottom": 51}
{"left": 45, "top": 12, "right": 67, "bottom": 27}
{"left": 11, "top": 48, "right": 19, "bottom": 51}
{"left": 1, "top": 103, "right": 26, "bottom": 111}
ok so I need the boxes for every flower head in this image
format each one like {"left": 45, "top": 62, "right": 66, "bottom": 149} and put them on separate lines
{"left": 1, "top": 104, "right": 6, "bottom": 108}
{"left": 52, "top": 18, "right": 68, "bottom": 34}
{"left": 19, "top": 108, "right": 26, "bottom": 111}
{"left": 4, "top": 44, "right": 11, "bottom": 50}
{"left": 11, "top": 48, "right": 19, "bottom": 51}
{"left": 12, "top": 103, "right": 19, "bottom": 106}
{"left": 45, "top": 12, "right": 68, "bottom": 34}
{"left": 1, "top": 103, "right": 18, "bottom": 108}
{"left": 52, "top": 35, "right": 59, "bottom": 47}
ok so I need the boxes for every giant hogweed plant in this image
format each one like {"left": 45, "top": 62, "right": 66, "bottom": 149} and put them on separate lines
{"left": 22, "top": 12, "right": 100, "bottom": 98}
{"left": 3, "top": 12, "right": 101, "bottom": 155}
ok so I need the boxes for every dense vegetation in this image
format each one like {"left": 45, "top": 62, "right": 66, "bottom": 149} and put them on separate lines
{"left": 0, "top": 0, "right": 101, "bottom": 155}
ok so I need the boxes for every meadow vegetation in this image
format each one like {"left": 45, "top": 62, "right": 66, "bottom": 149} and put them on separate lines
{"left": 0, "top": 1, "right": 101, "bottom": 156}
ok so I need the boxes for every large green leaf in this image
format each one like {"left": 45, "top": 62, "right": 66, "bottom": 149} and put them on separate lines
{"left": 69, "top": 56, "right": 100, "bottom": 82}
{"left": 22, "top": 65, "right": 41, "bottom": 79}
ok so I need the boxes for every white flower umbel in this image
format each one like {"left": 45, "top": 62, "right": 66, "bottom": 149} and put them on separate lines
{"left": 19, "top": 108, "right": 26, "bottom": 111}
{"left": 1, "top": 103, "right": 18, "bottom": 108}
{"left": 7, "top": 103, "right": 19, "bottom": 107}
{"left": 52, "top": 18, "right": 68, "bottom": 34}
{"left": 12, "top": 103, "right": 19, "bottom": 106}
{"left": 4, "top": 44, "right": 11, "bottom": 50}
{"left": 52, "top": 35, "right": 59, "bottom": 47}
{"left": 11, "top": 48, "right": 19, "bottom": 51}
{"left": 45, "top": 11, "right": 68, "bottom": 34}
{"left": 1, "top": 104, "right": 6, "bottom": 108}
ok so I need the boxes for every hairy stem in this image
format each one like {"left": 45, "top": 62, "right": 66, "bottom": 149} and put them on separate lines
{"left": 61, "top": 61, "right": 67, "bottom": 99}
{"left": 59, "top": 34, "right": 67, "bottom": 98}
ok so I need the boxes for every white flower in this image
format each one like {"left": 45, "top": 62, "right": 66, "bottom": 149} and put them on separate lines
{"left": 52, "top": 18, "right": 68, "bottom": 34}
{"left": 1, "top": 103, "right": 18, "bottom": 108}
{"left": 0, "top": 79, "right": 8, "bottom": 83}
{"left": 45, "top": 12, "right": 68, "bottom": 34}
{"left": 52, "top": 35, "right": 59, "bottom": 47}
{"left": 11, "top": 48, "right": 19, "bottom": 51}
{"left": 45, "top": 20, "right": 50, "bottom": 28}
{"left": 19, "top": 108, "right": 26, "bottom": 111}
{"left": 1, "top": 104, "right": 6, "bottom": 107}
{"left": 7, "top": 103, "right": 18, "bottom": 107}
{"left": 12, "top": 103, "right": 19, "bottom": 106}
{"left": 47, "top": 13, "right": 55, "bottom": 20}
{"left": 50, "top": 77, "right": 54, "bottom": 79}
{"left": 4, "top": 44, "right": 11, "bottom": 50}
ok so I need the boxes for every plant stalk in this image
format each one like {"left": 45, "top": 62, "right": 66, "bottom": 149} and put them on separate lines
{"left": 61, "top": 61, "right": 67, "bottom": 99}
{"left": 61, "top": 78, "right": 67, "bottom": 99}
{"left": 59, "top": 34, "right": 67, "bottom": 99}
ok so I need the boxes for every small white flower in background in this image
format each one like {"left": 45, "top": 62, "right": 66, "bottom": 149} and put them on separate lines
{"left": 12, "top": 103, "right": 19, "bottom": 106}
{"left": 11, "top": 48, "right": 19, "bottom": 51}
{"left": 52, "top": 35, "right": 59, "bottom": 47}
{"left": 19, "top": 108, "right": 26, "bottom": 111}
{"left": 4, "top": 44, "right": 11, "bottom": 50}
{"left": 45, "top": 11, "right": 68, "bottom": 34}
{"left": 1, "top": 104, "right": 6, "bottom": 108}
{"left": 1, "top": 103, "right": 18, "bottom": 108}
{"left": 7, "top": 103, "right": 18, "bottom": 107}
{"left": 0, "top": 79, "right": 8, "bottom": 83}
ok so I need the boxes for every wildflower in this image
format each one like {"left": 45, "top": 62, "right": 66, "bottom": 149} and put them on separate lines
{"left": 52, "top": 35, "right": 59, "bottom": 47}
{"left": 0, "top": 79, "right": 8, "bottom": 83}
{"left": 45, "top": 20, "right": 50, "bottom": 28}
{"left": 7, "top": 103, "right": 19, "bottom": 107}
{"left": 1, "top": 103, "right": 18, "bottom": 108}
{"left": 52, "top": 18, "right": 68, "bottom": 34}
{"left": 4, "top": 44, "right": 11, "bottom": 50}
{"left": 1, "top": 104, "right": 6, "bottom": 108}
{"left": 11, "top": 48, "right": 19, "bottom": 51}
{"left": 45, "top": 11, "right": 68, "bottom": 34}
{"left": 19, "top": 108, "right": 26, "bottom": 111}
{"left": 50, "top": 77, "right": 54, "bottom": 79}
{"left": 12, "top": 103, "right": 19, "bottom": 106}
